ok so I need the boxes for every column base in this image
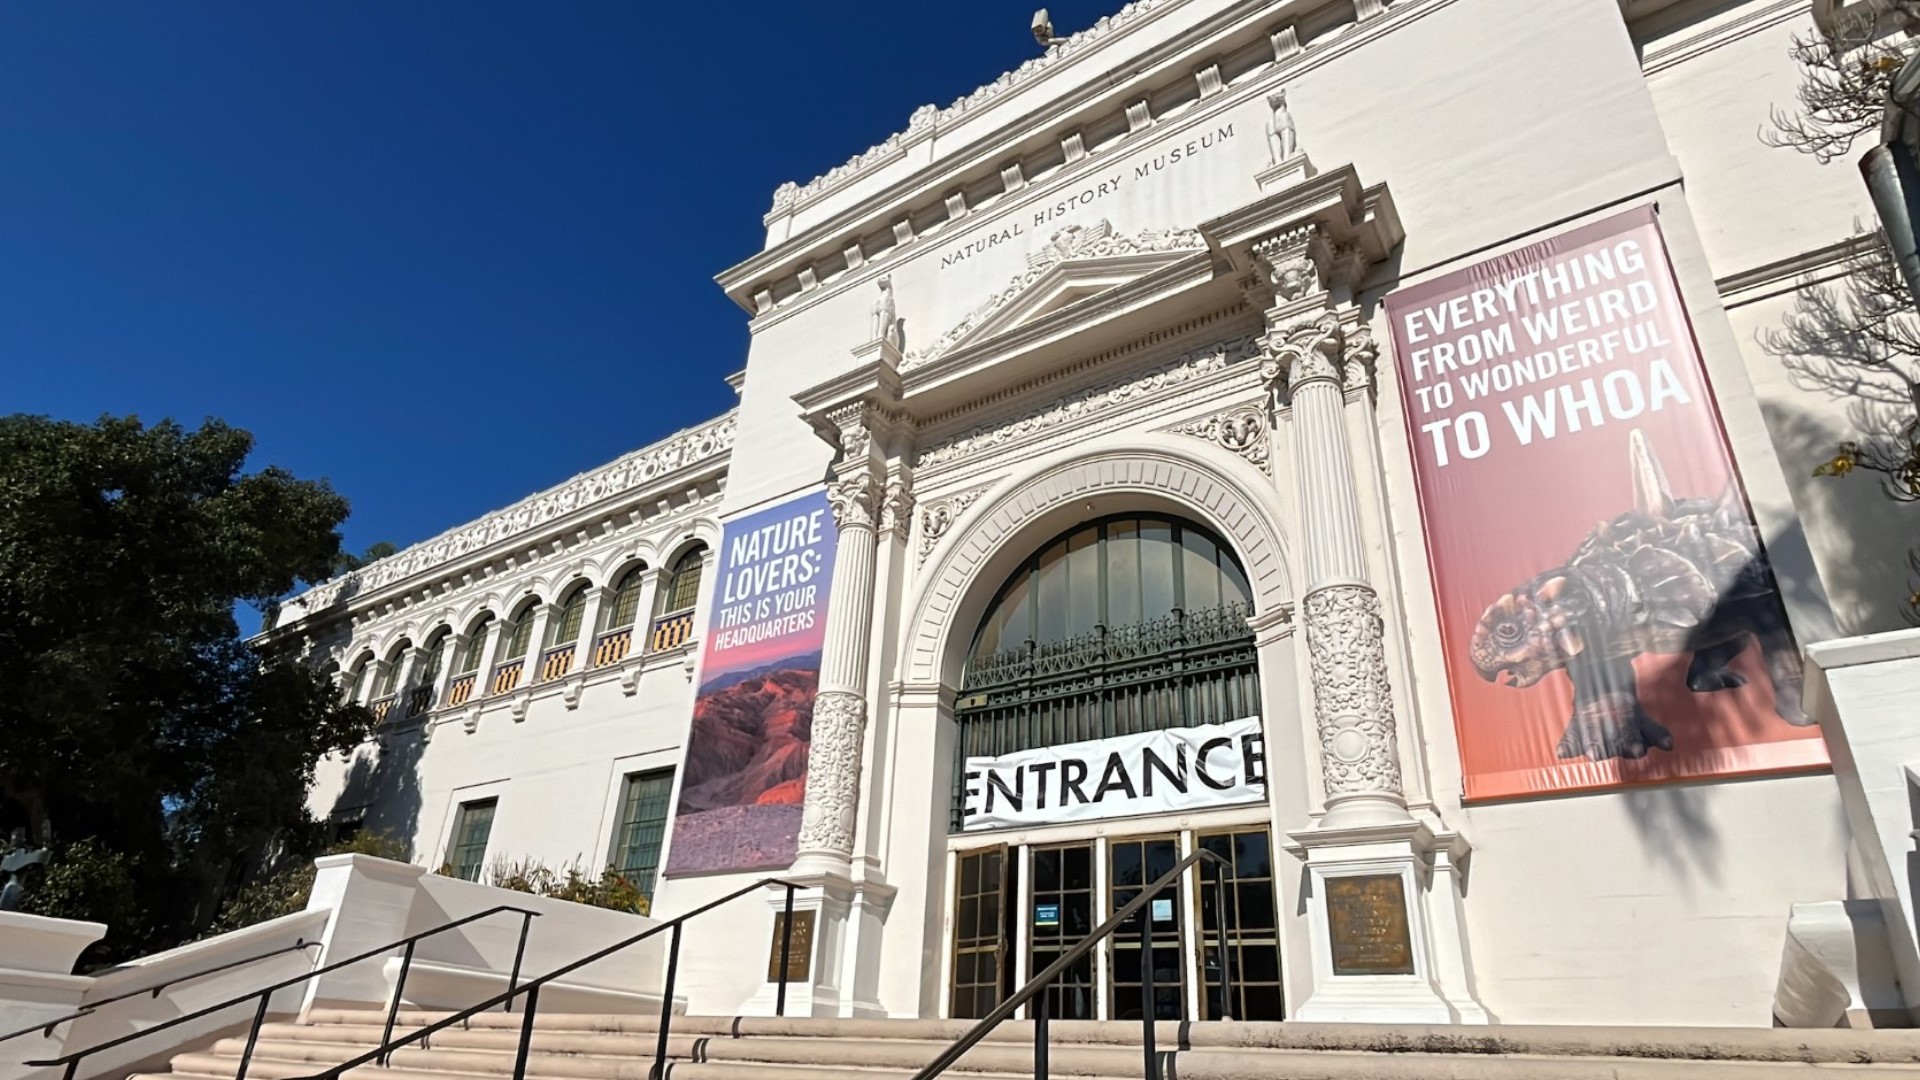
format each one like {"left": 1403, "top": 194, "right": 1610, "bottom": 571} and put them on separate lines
{"left": 1283, "top": 819, "right": 1492, "bottom": 1025}
{"left": 738, "top": 869, "right": 896, "bottom": 1019}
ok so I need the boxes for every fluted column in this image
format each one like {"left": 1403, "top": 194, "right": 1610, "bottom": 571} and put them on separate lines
{"left": 793, "top": 458, "right": 882, "bottom": 874}
{"left": 1256, "top": 234, "right": 1408, "bottom": 828}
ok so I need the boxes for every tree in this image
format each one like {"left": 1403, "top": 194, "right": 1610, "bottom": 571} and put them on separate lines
{"left": 1764, "top": 5, "right": 1920, "bottom": 615}
{"left": 0, "top": 415, "right": 375, "bottom": 955}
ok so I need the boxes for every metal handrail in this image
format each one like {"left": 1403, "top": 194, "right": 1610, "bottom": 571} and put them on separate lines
{"left": 0, "top": 938, "right": 323, "bottom": 1046}
{"left": 288, "top": 876, "right": 804, "bottom": 1080}
{"left": 26, "top": 904, "right": 542, "bottom": 1080}
{"left": 909, "top": 848, "right": 1234, "bottom": 1080}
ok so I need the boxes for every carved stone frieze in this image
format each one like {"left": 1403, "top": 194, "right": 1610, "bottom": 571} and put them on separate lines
{"left": 283, "top": 413, "right": 736, "bottom": 618}
{"left": 917, "top": 482, "right": 997, "bottom": 563}
{"left": 827, "top": 473, "right": 881, "bottom": 531}
{"left": 901, "top": 221, "right": 1207, "bottom": 370}
{"left": 879, "top": 480, "right": 915, "bottom": 542}
{"left": 767, "top": 0, "right": 1176, "bottom": 217}
{"left": 1165, "top": 404, "right": 1270, "bottom": 474}
{"left": 918, "top": 333, "right": 1259, "bottom": 467}
{"left": 1303, "top": 584, "right": 1403, "bottom": 799}
{"left": 795, "top": 690, "right": 868, "bottom": 856}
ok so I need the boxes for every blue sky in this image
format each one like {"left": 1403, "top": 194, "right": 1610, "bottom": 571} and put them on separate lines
{"left": 0, "top": 1, "right": 1116, "bottom": 620}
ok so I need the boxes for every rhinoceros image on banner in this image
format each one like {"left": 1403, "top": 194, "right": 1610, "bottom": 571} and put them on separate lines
{"left": 1384, "top": 205, "right": 1828, "bottom": 801}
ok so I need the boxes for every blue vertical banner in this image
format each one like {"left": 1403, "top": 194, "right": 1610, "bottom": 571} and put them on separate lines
{"left": 665, "top": 488, "right": 839, "bottom": 876}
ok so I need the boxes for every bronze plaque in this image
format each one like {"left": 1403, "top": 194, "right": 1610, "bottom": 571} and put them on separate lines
{"left": 767, "top": 909, "right": 816, "bottom": 983}
{"left": 1326, "top": 874, "right": 1416, "bottom": 976}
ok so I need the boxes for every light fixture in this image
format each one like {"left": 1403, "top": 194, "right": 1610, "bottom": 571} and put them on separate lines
{"left": 1032, "top": 8, "right": 1066, "bottom": 47}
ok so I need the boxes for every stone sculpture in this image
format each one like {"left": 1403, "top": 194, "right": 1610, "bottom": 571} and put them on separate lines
{"left": 870, "top": 275, "right": 904, "bottom": 350}
{"left": 1266, "top": 90, "right": 1298, "bottom": 164}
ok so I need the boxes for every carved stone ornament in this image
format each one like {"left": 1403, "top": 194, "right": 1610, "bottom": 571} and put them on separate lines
{"left": 795, "top": 690, "right": 868, "bottom": 856}
{"left": 767, "top": 0, "right": 1175, "bottom": 216}
{"left": 919, "top": 333, "right": 1259, "bottom": 467}
{"left": 1259, "top": 312, "right": 1347, "bottom": 396}
{"left": 1344, "top": 325, "right": 1381, "bottom": 393}
{"left": 1250, "top": 227, "right": 1324, "bottom": 305}
{"left": 826, "top": 403, "right": 874, "bottom": 464}
{"left": 901, "top": 221, "right": 1207, "bottom": 370}
{"left": 1303, "top": 584, "right": 1403, "bottom": 798}
{"left": 1167, "top": 404, "right": 1271, "bottom": 475}
{"left": 827, "top": 473, "right": 881, "bottom": 531}
{"left": 918, "top": 484, "right": 996, "bottom": 562}
{"left": 284, "top": 413, "right": 737, "bottom": 616}
{"left": 879, "top": 480, "right": 915, "bottom": 542}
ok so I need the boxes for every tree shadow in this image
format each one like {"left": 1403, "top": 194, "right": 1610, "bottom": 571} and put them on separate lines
{"left": 328, "top": 725, "right": 426, "bottom": 860}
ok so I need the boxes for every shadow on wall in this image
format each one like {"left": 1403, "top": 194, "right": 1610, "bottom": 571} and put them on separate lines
{"left": 1760, "top": 400, "right": 1917, "bottom": 635}
{"left": 330, "top": 729, "right": 425, "bottom": 859}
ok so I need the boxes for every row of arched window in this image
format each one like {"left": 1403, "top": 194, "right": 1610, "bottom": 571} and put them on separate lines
{"left": 340, "top": 545, "right": 708, "bottom": 722}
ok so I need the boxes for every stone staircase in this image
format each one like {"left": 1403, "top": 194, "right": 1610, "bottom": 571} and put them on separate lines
{"left": 130, "top": 1008, "right": 1920, "bottom": 1080}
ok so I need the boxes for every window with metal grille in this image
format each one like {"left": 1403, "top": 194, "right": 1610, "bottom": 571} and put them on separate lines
{"left": 951, "top": 515, "right": 1259, "bottom": 831}
{"left": 657, "top": 546, "right": 706, "bottom": 615}
{"left": 455, "top": 617, "right": 493, "bottom": 675}
{"left": 608, "top": 769, "right": 675, "bottom": 902}
{"left": 546, "top": 586, "right": 588, "bottom": 648}
{"left": 447, "top": 799, "right": 496, "bottom": 882}
{"left": 600, "top": 567, "right": 645, "bottom": 631}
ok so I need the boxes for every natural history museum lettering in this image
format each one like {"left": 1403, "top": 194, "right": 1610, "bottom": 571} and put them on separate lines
{"left": 287, "top": 0, "right": 1912, "bottom": 1041}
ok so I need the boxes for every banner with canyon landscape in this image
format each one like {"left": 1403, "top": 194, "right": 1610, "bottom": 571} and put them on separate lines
{"left": 664, "top": 488, "right": 838, "bottom": 875}
{"left": 1383, "top": 205, "right": 1827, "bottom": 800}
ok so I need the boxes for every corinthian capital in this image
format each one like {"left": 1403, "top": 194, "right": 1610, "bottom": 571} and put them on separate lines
{"left": 828, "top": 471, "right": 882, "bottom": 531}
{"left": 879, "top": 478, "right": 915, "bottom": 542}
{"left": 1259, "top": 311, "right": 1347, "bottom": 395}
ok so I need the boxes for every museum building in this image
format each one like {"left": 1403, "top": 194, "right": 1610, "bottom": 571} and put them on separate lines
{"left": 286, "top": 0, "right": 1919, "bottom": 1030}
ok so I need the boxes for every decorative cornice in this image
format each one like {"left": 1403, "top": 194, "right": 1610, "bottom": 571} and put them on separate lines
{"left": 1164, "top": 402, "right": 1271, "bottom": 474}
{"left": 916, "top": 332, "right": 1260, "bottom": 468}
{"left": 286, "top": 412, "right": 737, "bottom": 619}
{"left": 900, "top": 221, "right": 1207, "bottom": 371}
{"left": 765, "top": 0, "right": 1182, "bottom": 220}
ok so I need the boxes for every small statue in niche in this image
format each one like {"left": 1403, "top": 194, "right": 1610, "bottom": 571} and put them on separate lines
{"left": 870, "top": 275, "right": 905, "bottom": 350}
{"left": 1266, "top": 90, "right": 1299, "bottom": 164}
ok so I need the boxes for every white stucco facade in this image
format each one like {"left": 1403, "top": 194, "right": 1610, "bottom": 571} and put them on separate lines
{"left": 285, "top": 0, "right": 1920, "bottom": 1030}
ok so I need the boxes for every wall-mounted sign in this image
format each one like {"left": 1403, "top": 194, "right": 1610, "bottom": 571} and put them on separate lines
{"left": 667, "top": 488, "right": 839, "bottom": 876}
{"left": 1384, "top": 206, "right": 1827, "bottom": 800}
{"left": 960, "top": 717, "right": 1266, "bottom": 831}
{"left": 767, "top": 909, "right": 816, "bottom": 983}
{"left": 1034, "top": 903, "right": 1061, "bottom": 929}
{"left": 1326, "top": 874, "right": 1415, "bottom": 976}
{"left": 1150, "top": 898, "right": 1174, "bottom": 924}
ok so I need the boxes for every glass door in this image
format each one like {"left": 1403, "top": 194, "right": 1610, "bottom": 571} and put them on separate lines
{"left": 1108, "top": 836, "right": 1184, "bottom": 1020}
{"left": 1197, "top": 828, "right": 1284, "bottom": 1019}
{"left": 950, "top": 846, "right": 1014, "bottom": 1019}
{"left": 1028, "top": 843, "right": 1097, "bottom": 1020}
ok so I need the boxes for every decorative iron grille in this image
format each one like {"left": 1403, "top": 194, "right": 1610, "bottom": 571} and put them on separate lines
{"left": 950, "top": 601, "right": 1259, "bottom": 831}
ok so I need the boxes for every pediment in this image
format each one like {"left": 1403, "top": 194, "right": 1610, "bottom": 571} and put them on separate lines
{"left": 901, "top": 220, "right": 1206, "bottom": 370}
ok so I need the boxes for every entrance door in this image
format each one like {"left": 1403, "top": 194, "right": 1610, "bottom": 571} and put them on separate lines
{"left": 1108, "top": 836, "right": 1184, "bottom": 1020}
{"left": 949, "top": 846, "right": 1014, "bottom": 1019}
{"left": 1197, "top": 828, "right": 1285, "bottom": 1019}
{"left": 1028, "top": 844, "right": 1097, "bottom": 1020}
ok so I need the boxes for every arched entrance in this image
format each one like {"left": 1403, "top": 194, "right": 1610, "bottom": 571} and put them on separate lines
{"left": 939, "top": 503, "right": 1286, "bottom": 1025}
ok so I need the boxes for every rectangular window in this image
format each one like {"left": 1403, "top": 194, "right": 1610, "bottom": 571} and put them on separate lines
{"left": 608, "top": 770, "right": 675, "bottom": 902}
{"left": 447, "top": 799, "right": 497, "bottom": 882}
{"left": 949, "top": 846, "right": 1014, "bottom": 1020}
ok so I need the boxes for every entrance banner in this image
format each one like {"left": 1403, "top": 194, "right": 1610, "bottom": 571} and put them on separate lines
{"left": 961, "top": 717, "right": 1266, "bottom": 831}
{"left": 665, "top": 489, "right": 838, "bottom": 875}
{"left": 1383, "top": 206, "right": 1826, "bottom": 800}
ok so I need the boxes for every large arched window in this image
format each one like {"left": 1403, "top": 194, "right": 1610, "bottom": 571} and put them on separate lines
{"left": 372, "top": 642, "right": 409, "bottom": 701}
{"left": 500, "top": 603, "right": 538, "bottom": 664}
{"left": 454, "top": 616, "right": 493, "bottom": 675}
{"left": 546, "top": 585, "right": 589, "bottom": 649}
{"left": 411, "top": 629, "right": 451, "bottom": 716}
{"left": 599, "top": 566, "right": 646, "bottom": 632}
{"left": 953, "top": 514, "right": 1258, "bottom": 830}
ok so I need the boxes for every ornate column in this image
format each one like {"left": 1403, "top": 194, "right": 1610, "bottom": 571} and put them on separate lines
{"left": 793, "top": 405, "right": 884, "bottom": 875}
{"left": 1254, "top": 229, "right": 1408, "bottom": 829}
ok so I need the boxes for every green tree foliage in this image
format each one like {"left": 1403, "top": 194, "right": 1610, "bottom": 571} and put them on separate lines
{"left": 0, "top": 414, "right": 376, "bottom": 955}
{"left": 203, "top": 832, "right": 410, "bottom": 939}
{"left": 485, "top": 857, "right": 650, "bottom": 916}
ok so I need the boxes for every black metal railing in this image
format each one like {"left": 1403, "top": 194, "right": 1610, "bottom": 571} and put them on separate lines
{"left": 26, "top": 905, "right": 540, "bottom": 1080}
{"left": 910, "top": 849, "right": 1233, "bottom": 1080}
{"left": 0, "top": 938, "right": 323, "bottom": 1047}
{"left": 285, "top": 877, "right": 803, "bottom": 1080}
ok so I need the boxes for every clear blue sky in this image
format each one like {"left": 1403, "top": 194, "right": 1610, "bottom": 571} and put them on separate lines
{"left": 1, "top": 1, "right": 1115, "bottom": 609}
